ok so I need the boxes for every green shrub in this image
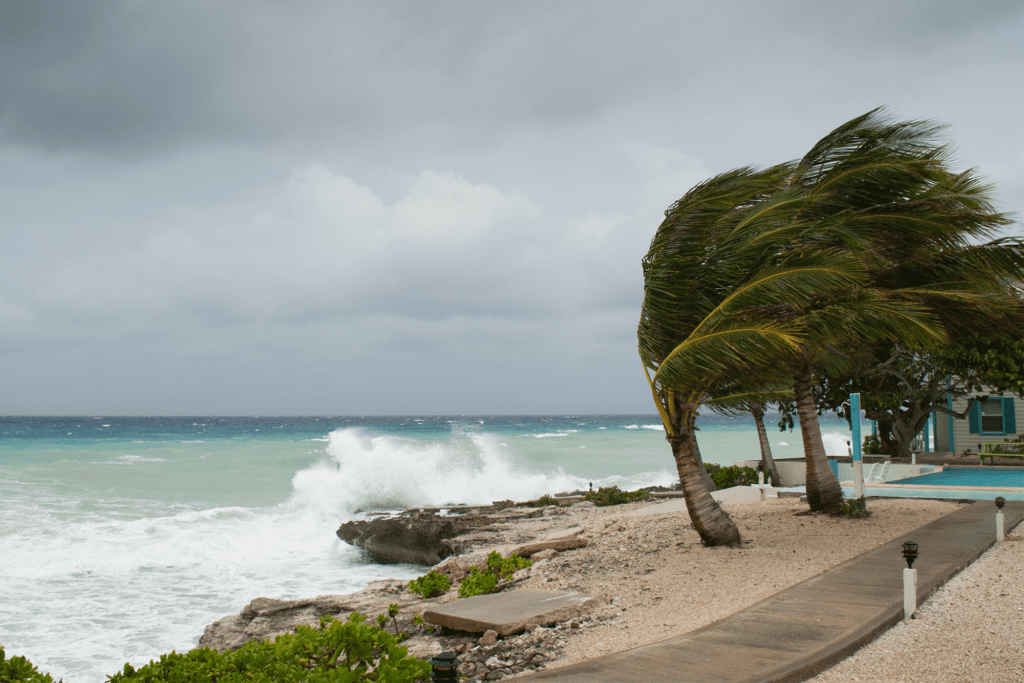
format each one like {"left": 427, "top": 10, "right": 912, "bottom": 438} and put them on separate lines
{"left": 486, "top": 551, "right": 530, "bottom": 579}
{"left": 583, "top": 486, "right": 650, "bottom": 506}
{"left": 458, "top": 552, "right": 532, "bottom": 598}
{"left": 406, "top": 570, "right": 451, "bottom": 598}
{"left": 532, "top": 494, "right": 561, "bottom": 507}
{"left": 458, "top": 566, "right": 498, "bottom": 598}
{"left": 704, "top": 465, "right": 758, "bottom": 489}
{"left": 834, "top": 496, "right": 871, "bottom": 518}
{"left": 105, "top": 613, "right": 431, "bottom": 683}
{"left": 0, "top": 646, "right": 56, "bottom": 683}
{"left": 862, "top": 434, "right": 888, "bottom": 455}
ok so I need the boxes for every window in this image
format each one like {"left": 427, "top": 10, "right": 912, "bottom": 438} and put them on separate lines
{"left": 981, "top": 399, "right": 1004, "bottom": 433}
{"left": 968, "top": 396, "right": 1018, "bottom": 435}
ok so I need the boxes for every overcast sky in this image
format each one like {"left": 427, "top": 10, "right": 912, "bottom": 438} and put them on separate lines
{"left": 1, "top": 0, "right": 1021, "bottom": 415}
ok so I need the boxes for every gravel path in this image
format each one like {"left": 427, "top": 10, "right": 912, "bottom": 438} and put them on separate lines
{"left": 810, "top": 519, "right": 1024, "bottom": 682}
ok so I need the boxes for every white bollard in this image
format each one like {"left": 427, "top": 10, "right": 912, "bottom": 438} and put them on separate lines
{"left": 853, "top": 460, "right": 864, "bottom": 499}
{"left": 758, "top": 471, "right": 765, "bottom": 501}
{"left": 996, "top": 510, "right": 1005, "bottom": 542}
{"left": 903, "top": 567, "right": 917, "bottom": 619}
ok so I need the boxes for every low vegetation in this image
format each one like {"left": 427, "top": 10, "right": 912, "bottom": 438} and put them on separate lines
{"left": 1, "top": 646, "right": 57, "bottom": 683}
{"left": 833, "top": 496, "right": 872, "bottom": 519}
{"left": 583, "top": 485, "right": 650, "bottom": 506}
{"left": 458, "top": 551, "right": 532, "bottom": 598}
{"left": 406, "top": 570, "right": 451, "bottom": 598}
{"left": 703, "top": 464, "right": 759, "bottom": 489}
{"left": 3, "top": 614, "right": 433, "bottom": 683}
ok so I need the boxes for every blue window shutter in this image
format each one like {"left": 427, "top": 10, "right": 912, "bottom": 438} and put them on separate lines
{"left": 968, "top": 401, "right": 980, "bottom": 434}
{"left": 1005, "top": 398, "right": 1017, "bottom": 434}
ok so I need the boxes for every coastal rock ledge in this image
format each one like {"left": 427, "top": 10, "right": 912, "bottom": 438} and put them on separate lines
{"left": 336, "top": 511, "right": 495, "bottom": 565}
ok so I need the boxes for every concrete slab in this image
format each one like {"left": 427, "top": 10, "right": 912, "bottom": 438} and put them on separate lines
{"left": 422, "top": 589, "right": 603, "bottom": 636}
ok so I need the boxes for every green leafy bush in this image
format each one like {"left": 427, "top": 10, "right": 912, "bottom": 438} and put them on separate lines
{"left": 704, "top": 465, "right": 758, "bottom": 489}
{"left": 0, "top": 646, "right": 57, "bottom": 683}
{"left": 458, "top": 552, "right": 532, "bottom": 598}
{"left": 406, "top": 570, "right": 451, "bottom": 598}
{"left": 458, "top": 566, "right": 498, "bottom": 598}
{"left": 862, "top": 434, "right": 888, "bottom": 455}
{"left": 105, "top": 613, "right": 431, "bottom": 683}
{"left": 834, "top": 496, "right": 871, "bottom": 518}
{"left": 532, "top": 494, "right": 561, "bottom": 507}
{"left": 583, "top": 486, "right": 650, "bottom": 506}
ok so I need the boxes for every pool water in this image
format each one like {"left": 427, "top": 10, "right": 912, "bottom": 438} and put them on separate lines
{"left": 889, "top": 467, "right": 1024, "bottom": 488}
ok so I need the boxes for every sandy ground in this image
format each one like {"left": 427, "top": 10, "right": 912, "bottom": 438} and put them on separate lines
{"left": 471, "top": 492, "right": 967, "bottom": 676}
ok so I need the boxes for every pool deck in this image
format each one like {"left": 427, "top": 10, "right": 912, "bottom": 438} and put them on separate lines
{"left": 516, "top": 499, "right": 1023, "bottom": 683}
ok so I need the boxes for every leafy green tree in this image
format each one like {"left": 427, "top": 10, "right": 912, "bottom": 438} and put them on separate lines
{"left": 639, "top": 164, "right": 868, "bottom": 542}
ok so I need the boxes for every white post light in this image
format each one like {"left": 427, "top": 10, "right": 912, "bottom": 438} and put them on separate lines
{"left": 996, "top": 497, "right": 1006, "bottom": 542}
{"left": 758, "top": 470, "right": 765, "bottom": 500}
{"left": 902, "top": 541, "right": 918, "bottom": 620}
{"left": 851, "top": 393, "right": 864, "bottom": 499}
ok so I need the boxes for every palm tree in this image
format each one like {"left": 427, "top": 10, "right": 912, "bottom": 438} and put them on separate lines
{"left": 773, "top": 109, "right": 1015, "bottom": 510}
{"left": 639, "top": 167, "right": 868, "bottom": 544}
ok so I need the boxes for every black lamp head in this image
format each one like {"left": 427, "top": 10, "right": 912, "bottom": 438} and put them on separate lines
{"left": 430, "top": 651, "right": 459, "bottom": 682}
{"left": 995, "top": 496, "right": 1006, "bottom": 510}
{"left": 901, "top": 541, "right": 918, "bottom": 569}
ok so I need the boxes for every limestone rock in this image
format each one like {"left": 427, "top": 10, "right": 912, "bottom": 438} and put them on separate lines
{"left": 336, "top": 511, "right": 493, "bottom": 565}
{"left": 531, "top": 548, "right": 559, "bottom": 560}
{"left": 509, "top": 536, "right": 588, "bottom": 558}
{"left": 197, "top": 581, "right": 418, "bottom": 652}
{"left": 480, "top": 629, "right": 498, "bottom": 646}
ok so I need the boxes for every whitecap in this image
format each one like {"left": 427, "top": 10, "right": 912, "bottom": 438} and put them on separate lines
{"left": 116, "top": 455, "right": 166, "bottom": 463}
{"left": 622, "top": 425, "right": 639, "bottom": 429}
{"left": 641, "top": 425, "right": 665, "bottom": 430}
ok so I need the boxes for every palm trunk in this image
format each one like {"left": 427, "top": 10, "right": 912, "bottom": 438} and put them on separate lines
{"left": 666, "top": 397, "right": 740, "bottom": 547}
{"left": 750, "top": 404, "right": 781, "bottom": 487}
{"left": 792, "top": 362, "right": 843, "bottom": 513}
{"left": 692, "top": 433, "right": 717, "bottom": 492}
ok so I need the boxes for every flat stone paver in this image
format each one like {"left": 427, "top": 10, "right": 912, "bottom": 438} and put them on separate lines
{"left": 424, "top": 590, "right": 602, "bottom": 636}
{"left": 518, "top": 499, "right": 1023, "bottom": 682}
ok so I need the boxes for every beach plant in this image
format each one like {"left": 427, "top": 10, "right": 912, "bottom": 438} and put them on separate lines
{"left": 532, "top": 494, "right": 561, "bottom": 507}
{"left": 458, "top": 567, "right": 498, "bottom": 597}
{"left": 103, "top": 613, "right": 431, "bottom": 683}
{"left": 0, "top": 646, "right": 57, "bottom": 683}
{"left": 458, "top": 552, "right": 532, "bottom": 597}
{"left": 406, "top": 570, "right": 451, "bottom": 598}
{"left": 833, "top": 496, "right": 871, "bottom": 519}
{"left": 704, "top": 465, "right": 758, "bottom": 490}
{"left": 583, "top": 486, "right": 650, "bottom": 506}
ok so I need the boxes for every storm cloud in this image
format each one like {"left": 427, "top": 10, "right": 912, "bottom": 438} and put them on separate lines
{"left": 1, "top": 0, "right": 1020, "bottom": 414}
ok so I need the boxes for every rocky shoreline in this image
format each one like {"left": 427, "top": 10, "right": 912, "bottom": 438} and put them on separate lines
{"left": 199, "top": 494, "right": 964, "bottom": 681}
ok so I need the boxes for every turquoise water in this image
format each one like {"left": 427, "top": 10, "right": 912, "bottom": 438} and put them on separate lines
{"left": 888, "top": 467, "right": 1024, "bottom": 488}
{"left": 0, "top": 414, "right": 853, "bottom": 683}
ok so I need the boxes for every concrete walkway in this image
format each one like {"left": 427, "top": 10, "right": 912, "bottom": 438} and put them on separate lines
{"left": 517, "top": 499, "right": 1023, "bottom": 683}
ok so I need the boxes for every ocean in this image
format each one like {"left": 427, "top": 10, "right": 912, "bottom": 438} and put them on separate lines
{"left": 0, "top": 414, "right": 854, "bottom": 683}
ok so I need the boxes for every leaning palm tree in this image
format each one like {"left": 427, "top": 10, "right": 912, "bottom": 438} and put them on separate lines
{"left": 639, "top": 167, "right": 869, "bottom": 544}
{"left": 773, "top": 109, "right": 1016, "bottom": 510}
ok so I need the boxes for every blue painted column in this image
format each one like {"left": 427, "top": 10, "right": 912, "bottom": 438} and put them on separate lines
{"left": 851, "top": 393, "right": 862, "bottom": 461}
{"left": 851, "top": 393, "right": 863, "bottom": 498}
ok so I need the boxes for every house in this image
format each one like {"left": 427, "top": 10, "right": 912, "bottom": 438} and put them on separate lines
{"left": 932, "top": 390, "right": 1021, "bottom": 455}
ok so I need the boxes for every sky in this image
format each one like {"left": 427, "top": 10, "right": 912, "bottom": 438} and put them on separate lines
{"left": 1, "top": 0, "right": 1021, "bottom": 416}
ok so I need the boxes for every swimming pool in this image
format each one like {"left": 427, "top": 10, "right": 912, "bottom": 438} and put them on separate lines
{"left": 887, "top": 467, "right": 1024, "bottom": 488}
{"left": 776, "top": 466, "right": 1024, "bottom": 501}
